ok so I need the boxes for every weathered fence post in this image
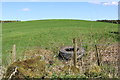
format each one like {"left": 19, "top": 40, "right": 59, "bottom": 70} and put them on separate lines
{"left": 12, "top": 44, "right": 16, "bottom": 62}
{"left": 118, "top": 42, "right": 120, "bottom": 78}
{"left": 94, "top": 44, "right": 101, "bottom": 66}
{"left": 73, "top": 38, "right": 77, "bottom": 67}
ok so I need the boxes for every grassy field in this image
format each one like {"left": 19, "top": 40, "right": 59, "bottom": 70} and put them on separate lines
{"left": 2, "top": 19, "right": 118, "bottom": 66}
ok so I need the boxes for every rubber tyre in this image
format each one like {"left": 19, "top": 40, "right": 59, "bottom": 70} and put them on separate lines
{"left": 59, "top": 46, "right": 85, "bottom": 60}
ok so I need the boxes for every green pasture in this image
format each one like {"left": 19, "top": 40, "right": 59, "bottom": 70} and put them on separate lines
{"left": 2, "top": 19, "right": 118, "bottom": 66}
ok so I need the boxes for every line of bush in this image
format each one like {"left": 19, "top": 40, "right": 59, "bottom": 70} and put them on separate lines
{"left": 0, "top": 20, "right": 21, "bottom": 23}
{"left": 96, "top": 20, "right": 120, "bottom": 24}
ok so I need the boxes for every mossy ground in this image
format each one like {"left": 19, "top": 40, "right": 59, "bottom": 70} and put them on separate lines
{"left": 4, "top": 56, "right": 46, "bottom": 79}
{"left": 4, "top": 43, "right": 119, "bottom": 78}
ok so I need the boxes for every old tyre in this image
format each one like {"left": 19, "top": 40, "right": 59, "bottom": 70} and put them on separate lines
{"left": 59, "top": 46, "right": 85, "bottom": 60}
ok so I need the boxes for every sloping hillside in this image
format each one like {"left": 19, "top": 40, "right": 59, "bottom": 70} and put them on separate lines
{"left": 2, "top": 19, "right": 118, "bottom": 66}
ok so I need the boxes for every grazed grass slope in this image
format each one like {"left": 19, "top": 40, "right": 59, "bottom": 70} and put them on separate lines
{"left": 2, "top": 19, "right": 118, "bottom": 65}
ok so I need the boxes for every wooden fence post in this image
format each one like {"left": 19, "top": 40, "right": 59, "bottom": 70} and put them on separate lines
{"left": 12, "top": 44, "right": 16, "bottom": 62}
{"left": 118, "top": 42, "right": 120, "bottom": 78}
{"left": 73, "top": 38, "right": 77, "bottom": 67}
{"left": 95, "top": 44, "right": 101, "bottom": 66}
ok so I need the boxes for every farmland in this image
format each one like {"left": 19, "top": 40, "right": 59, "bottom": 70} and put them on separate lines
{"left": 2, "top": 19, "right": 119, "bottom": 78}
{"left": 2, "top": 19, "right": 118, "bottom": 64}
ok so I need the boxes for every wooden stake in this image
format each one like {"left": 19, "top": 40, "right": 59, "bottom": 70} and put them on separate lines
{"left": 73, "top": 38, "right": 77, "bottom": 67}
{"left": 95, "top": 44, "right": 101, "bottom": 66}
{"left": 118, "top": 43, "right": 120, "bottom": 78}
{"left": 12, "top": 44, "right": 16, "bottom": 62}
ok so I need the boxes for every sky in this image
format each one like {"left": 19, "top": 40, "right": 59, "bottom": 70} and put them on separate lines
{"left": 1, "top": 1, "right": 119, "bottom": 21}
{"left": 1, "top": 0, "right": 119, "bottom": 2}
